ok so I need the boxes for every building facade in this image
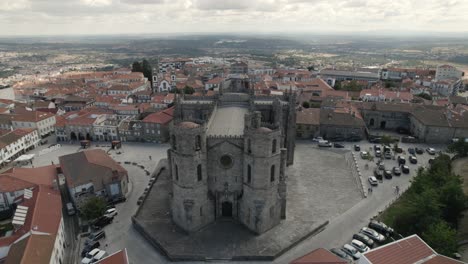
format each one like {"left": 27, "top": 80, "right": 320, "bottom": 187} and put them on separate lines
{"left": 167, "top": 85, "right": 295, "bottom": 234}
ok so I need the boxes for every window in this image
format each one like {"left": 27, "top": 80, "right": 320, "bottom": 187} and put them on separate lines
{"left": 247, "top": 165, "right": 252, "bottom": 183}
{"left": 247, "top": 139, "right": 251, "bottom": 153}
{"left": 270, "top": 165, "right": 275, "bottom": 182}
{"left": 197, "top": 164, "right": 202, "bottom": 181}
{"left": 175, "top": 165, "right": 179, "bottom": 181}
{"left": 200, "top": 206, "right": 203, "bottom": 216}
{"left": 195, "top": 135, "right": 201, "bottom": 150}
{"left": 270, "top": 206, "right": 274, "bottom": 217}
{"left": 172, "top": 135, "right": 176, "bottom": 150}
{"left": 272, "top": 139, "right": 277, "bottom": 153}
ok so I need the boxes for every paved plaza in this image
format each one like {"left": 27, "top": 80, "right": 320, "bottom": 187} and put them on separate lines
{"left": 133, "top": 141, "right": 362, "bottom": 261}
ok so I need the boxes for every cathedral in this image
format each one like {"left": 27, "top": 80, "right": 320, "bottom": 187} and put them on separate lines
{"left": 167, "top": 80, "right": 296, "bottom": 234}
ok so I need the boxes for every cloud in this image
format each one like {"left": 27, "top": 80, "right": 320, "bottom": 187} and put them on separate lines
{"left": 0, "top": 0, "right": 467, "bottom": 35}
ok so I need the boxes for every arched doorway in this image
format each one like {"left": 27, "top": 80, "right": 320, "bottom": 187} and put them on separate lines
{"left": 221, "top": 201, "right": 232, "bottom": 217}
{"left": 78, "top": 133, "right": 85, "bottom": 141}
{"left": 70, "top": 132, "right": 77, "bottom": 141}
{"left": 369, "top": 118, "right": 375, "bottom": 127}
{"left": 86, "top": 133, "right": 92, "bottom": 141}
{"left": 380, "top": 121, "right": 386, "bottom": 129}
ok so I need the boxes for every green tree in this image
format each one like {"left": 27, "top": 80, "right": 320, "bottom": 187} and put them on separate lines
{"left": 381, "top": 135, "right": 394, "bottom": 145}
{"left": 183, "top": 86, "right": 195, "bottom": 95}
{"left": 142, "top": 59, "right": 153, "bottom": 81}
{"left": 422, "top": 221, "right": 458, "bottom": 256}
{"left": 334, "top": 81, "right": 342, "bottom": 90}
{"left": 80, "top": 196, "right": 107, "bottom": 220}
{"left": 131, "top": 61, "right": 143, "bottom": 73}
{"left": 302, "top": 101, "right": 310, "bottom": 108}
{"left": 439, "top": 177, "right": 466, "bottom": 226}
{"left": 447, "top": 139, "right": 468, "bottom": 157}
{"left": 342, "top": 80, "right": 363, "bottom": 91}
{"left": 417, "top": 93, "right": 433, "bottom": 101}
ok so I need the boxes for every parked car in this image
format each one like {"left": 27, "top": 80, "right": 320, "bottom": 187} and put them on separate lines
{"left": 81, "top": 241, "right": 100, "bottom": 257}
{"left": 392, "top": 166, "right": 401, "bottom": 176}
{"left": 92, "top": 250, "right": 108, "bottom": 262}
{"left": 330, "top": 248, "right": 353, "bottom": 261}
{"left": 377, "top": 162, "right": 385, "bottom": 170}
{"left": 369, "top": 137, "right": 382, "bottom": 143}
{"left": 375, "top": 150, "right": 381, "bottom": 158}
{"left": 85, "top": 231, "right": 106, "bottom": 245}
{"left": 374, "top": 145, "right": 381, "bottom": 151}
{"left": 353, "top": 233, "right": 375, "bottom": 248}
{"left": 409, "top": 155, "right": 417, "bottom": 164}
{"left": 374, "top": 169, "right": 383, "bottom": 181}
{"left": 384, "top": 170, "right": 392, "bottom": 179}
{"left": 369, "top": 220, "right": 395, "bottom": 237}
{"left": 426, "top": 148, "right": 436, "bottom": 155}
{"left": 354, "top": 145, "right": 361, "bottom": 151}
{"left": 312, "top": 137, "right": 324, "bottom": 142}
{"left": 408, "top": 148, "right": 415, "bottom": 155}
{"left": 415, "top": 147, "right": 424, "bottom": 154}
{"left": 360, "top": 151, "right": 369, "bottom": 159}
{"left": 104, "top": 208, "right": 118, "bottom": 218}
{"left": 342, "top": 244, "right": 362, "bottom": 260}
{"left": 66, "top": 202, "right": 75, "bottom": 216}
{"left": 318, "top": 140, "right": 332, "bottom": 147}
{"left": 384, "top": 151, "right": 392, "bottom": 159}
{"left": 91, "top": 216, "right": 113, "bottom": 230}
{"left": 368, "top": 176, "right": 378, "bottom": 186}
{"left": 360, "top": 227, "right": 386, "bottom": 242}
{"left": 383, "top": 145, "right": 391, "bottom": 153}
{"left": 351, "top": 239, "right": 370, "bottom": 253}
{"left": 109, "top": 196, "right": 127, "bottom": 205}
{"left": 397, "top": 156, "right": 406, "bottom": 165}
{"left": 333, "top": 142, "right": 345, "bottom": 148}
{"left": 395, "top": 146, "right": 403, "bottom": 153}
{"left": 82, "top": 248, "right": 100, "bottom": 264}
{"left": 402, "top": 165, "right": 410, "bottom": 174}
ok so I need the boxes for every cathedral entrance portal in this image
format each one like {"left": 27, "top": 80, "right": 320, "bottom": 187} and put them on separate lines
{"left": 221, "top": 201, "right": 233, "bottom": 217}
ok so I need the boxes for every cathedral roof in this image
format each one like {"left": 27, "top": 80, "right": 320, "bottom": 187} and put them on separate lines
{"left": 256, "top": 127, "right": 272, "bottom": 133}
{"left": 178, "top": 121, "right": 200, "bottom": 129}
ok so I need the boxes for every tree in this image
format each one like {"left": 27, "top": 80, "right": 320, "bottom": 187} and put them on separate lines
{"left": 80, "top": 196, "right": 107, "bottom": 220}
{"left": 302, "top": 101, "right": 310, "bottom": 108}
{"left": 334, "top": 81, "right": 342, "bottom": 90}
{"left": 131, "top": 61, "right": 143, "bottom": 73}
{"left": 342, "top": 80, "right": 364, "bottom": 91}
{"left": 447, "top": 139, "right": 468, "bottom": 157}
{"left": 417, "top": 93, "right": 433, "bottom": 101}
{"left": 183, "top": 86, "right": 195, "bottom": 95}
{"left": 142, "top": 59, "right": 153, "bottom": 81}
{"left": 381, "top": 135, "right": 394, "bottom": 145}
{"left": 422, "top": 221, "right": 458, "bottom": 256}
{"left": 439, "top": 178, "right": 466, "bottom": 226}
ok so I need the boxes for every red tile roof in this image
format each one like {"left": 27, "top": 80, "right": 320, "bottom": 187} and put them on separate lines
{"left": 291, "top": 248, "right": 348, "bottom": 264}
{"left": 30, "top": 186, "right": 62, "bottom": 234}
{"left": 6, "top": 165, "right": 58, "bottom": 188}
{"left": 143, "top": 107, "right": 174, "bottom": 125}
{"left": 423, "top": 255, "right": 465, "bottom": 264}
{"left": 362, "top": 235, "right": 436, "bottom": 264}
{"left": 0, "top": 175, "right": 36, "bottom": 192}
{"left": 96, "top": 248, "right": 129, "bottom": 264}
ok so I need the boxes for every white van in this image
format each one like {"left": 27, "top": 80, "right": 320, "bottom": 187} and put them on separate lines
{"left": 318, "top": 140, "right": 332, "bottom": 147}
{"left": 93, "top": 250, "right": 107, "bottom": 262}
{"left": 82, "top": 248, "right": 100, "bottom": 264}
{"left": 66, "top": 202, "right": 75, "bottom": 216}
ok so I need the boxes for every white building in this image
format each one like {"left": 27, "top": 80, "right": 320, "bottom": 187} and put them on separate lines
{"left": 0, "top": 129, "right": 40, "bottom": 166}
{"left": 11, "top": 111, "right": 56, "bottom": 138}
{"left": 435, "top": 65, "right": 464, "bottom": 81}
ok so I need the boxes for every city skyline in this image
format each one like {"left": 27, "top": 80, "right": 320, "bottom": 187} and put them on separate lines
{"left": 0, "top": 0, "right": 467, "bottom": 36}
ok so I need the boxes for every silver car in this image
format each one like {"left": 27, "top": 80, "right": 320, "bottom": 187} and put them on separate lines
{"left": 360, "top": 227, "right": 385, "bottom": 242}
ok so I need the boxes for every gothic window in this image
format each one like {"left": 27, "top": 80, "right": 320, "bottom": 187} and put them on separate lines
{"left": 247, "top": 165, "right": 252, "bottom": 183}
{"left": 175, "top": 165, "right": 179, "bottom": 181}
{"left": 200, "top": 206, "right": 203, "bottom": 216}
{"left": 172, "top": 135, "right": 177, "bottom": 150}
{"left": 272, "top": 139, "right": 277, "bottom": 153}
{"left": 195, "top": 135, "right": 201, "bottom": 150}
{"left": 247, "top": 139, "right": 251, "bottom": 154}
{"left": 197, "top": 164, "right": 202, "bottom": 181}
{"left": 270, "top": 165, "right": 275, "bottom": 182}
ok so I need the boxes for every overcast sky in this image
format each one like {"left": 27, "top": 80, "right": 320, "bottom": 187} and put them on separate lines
{"left": 0, "top": 0, "right": 467, "bottom": 36}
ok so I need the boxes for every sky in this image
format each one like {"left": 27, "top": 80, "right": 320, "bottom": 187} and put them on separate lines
{"left": 0, "top": 0, "right": 467, "bottom": 36}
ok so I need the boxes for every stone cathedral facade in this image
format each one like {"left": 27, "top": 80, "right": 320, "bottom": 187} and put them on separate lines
{"left": 167, "top": 81, "right": 296, "bottom": 234}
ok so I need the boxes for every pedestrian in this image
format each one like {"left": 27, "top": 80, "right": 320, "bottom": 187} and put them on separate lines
{"left": 370, "top": 187, "right": 373, "bottom": 193}
{"left": 149, "top": 155, "right": 152, "bottom": 160}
